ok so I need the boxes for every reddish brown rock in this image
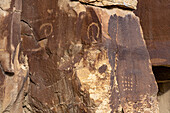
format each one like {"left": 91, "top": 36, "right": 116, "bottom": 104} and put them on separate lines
{"left": 135, "top": 2, "right": 170, "bottom": 113}
{"left": 135, "top": 0, "right": 170, "bottom": 66}
{"left": 0, "top": 0, "right": 159, "bottom": 113}
{"left": 0, "top": 0, "right": 29, "bottom": 113}
{"left": 20, "top": 0, "right": 158, "bottom": 112}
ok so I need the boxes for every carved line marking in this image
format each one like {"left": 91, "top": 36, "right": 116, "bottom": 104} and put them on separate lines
{"left": 87, "top": 22, "right": 99, "bottom": 43}
{"left": 40, "top": 23, "right": 53, "bottom": 37}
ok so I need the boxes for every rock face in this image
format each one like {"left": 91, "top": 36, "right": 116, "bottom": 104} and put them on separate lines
{"left": 79, "top": 0, "right": 137, "bottom": 9}
{"left": 135, "top": 0, "right": 170, "bottom": 66}
{"left": 0, "top": 0, "right": 29, "bottom": 113}
{"left": 135, "top": 1, "right": 170, "bottom": 113}
{"left": 0, "top": 0, "right": 21, "bottom": 75}
{"left": 0, "top": 0, "right": 159, "bottom": 113}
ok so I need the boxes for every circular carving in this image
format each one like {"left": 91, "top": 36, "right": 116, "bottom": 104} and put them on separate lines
{"left": 40, "top": 23, "right": 53, "bottom": 37}
{"left": 87, "top": 22, "right": 100, "bottom": 43}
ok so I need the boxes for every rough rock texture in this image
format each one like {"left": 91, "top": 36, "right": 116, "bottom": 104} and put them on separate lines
{"left": 0, "top": 0, "right": 21, "bottom": 75}
{"left": 79, "top": 0, "right": 137, "bottom": 9}
{"left": 0, "top": 0, "right": 29, "bottom": 113}
{"left": 135, "top": 0, "right": 170, "bottom": 66}
{"left": 0, "top": 0, "right": 159, "bottom": 113}
{"left": 135, "top": 1, "right": 170, "bottom": 113}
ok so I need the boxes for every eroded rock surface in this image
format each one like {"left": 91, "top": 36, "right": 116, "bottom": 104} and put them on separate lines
{"left": 135, "top": 0, "right": 170, "bottom": 66}
{"left": 0, "top": 0, "right": 29, "bottom": 113}
{"left": 0, "top": 0, "right": 159, "bottom": 113}
{"left": 135, "top": 1, "right": 170, "bottom": 112}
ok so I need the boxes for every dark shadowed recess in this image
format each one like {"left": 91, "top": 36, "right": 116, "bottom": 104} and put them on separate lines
{"left": 152, "top": 66, "right": 170, "bottom": 96}
{"left": 153, "top": 66, "right": 170, "bottom": 82}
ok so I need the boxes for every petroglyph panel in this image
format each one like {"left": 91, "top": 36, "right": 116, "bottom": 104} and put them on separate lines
{"left": 106, "top": 10, "right": 158, "bottom": 112}
{"left": 0, "top": 0, "right": 158, "bottom": 112}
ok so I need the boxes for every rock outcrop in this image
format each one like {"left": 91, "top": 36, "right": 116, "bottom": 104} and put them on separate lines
{"left": 0, "top": 0, "right": 160, "bottom": 113}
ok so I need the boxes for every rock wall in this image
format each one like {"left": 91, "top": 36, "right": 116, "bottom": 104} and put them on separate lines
{"left": 135, "top": 0, "right": 170, "bottom": 66}
{"left": 0, "top": 0, "right": 159, "bottom": 113}
{"left": 135, "top": 0, "right": 170, "bottom": 113}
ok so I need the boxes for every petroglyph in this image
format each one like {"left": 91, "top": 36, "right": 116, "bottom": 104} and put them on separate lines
{"left": 122, "top": 76, "right": 133, "bottom": 91}
{"left": 40, "top": 23, "right": 53, "bottom": 37}
{"left": 87, "top": 22, "right": 100, "bottom": 43}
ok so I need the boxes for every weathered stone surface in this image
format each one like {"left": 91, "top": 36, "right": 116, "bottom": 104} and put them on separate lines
{"left": 20, "top": 0, "right": 158, "bottom": 112}
{"left": 79, "top": 0, "right": 137, "bottom": 9}
{"left": 135, "top": 0, "right": 170, "bottom": 66}
{"left": 0, "top": 0, "right": 29, "bottom": 113}
{"left": 0, "top": 0, "right": 21, "bottom": 75}
{"left": 0, "top": 0, "right": 159, "bottom": 113}
{"left": 96, "top": 8, "right": 158, "bottom": 113}
{"left": 135, "top": 1, "right": 170, "bottom": 112}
